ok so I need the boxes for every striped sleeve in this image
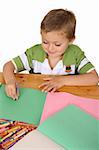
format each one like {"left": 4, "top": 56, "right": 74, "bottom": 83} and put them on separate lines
{"left": 75, "top": 47, "right": 95, "bottom": 74}
{"left": 12, "top": 49, "right": 32, "bottom": 72}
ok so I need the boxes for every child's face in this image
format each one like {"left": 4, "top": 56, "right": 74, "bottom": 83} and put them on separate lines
{"left": 41, "top": 30, "right": 72, "bottom": 58}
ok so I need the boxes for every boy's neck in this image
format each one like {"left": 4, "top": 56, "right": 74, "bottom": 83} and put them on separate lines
{"left": 48, "top": 55, "right": 62, "bottom": 69}
{"left": 48, "top": 54, "right": 63, "bottom": 60}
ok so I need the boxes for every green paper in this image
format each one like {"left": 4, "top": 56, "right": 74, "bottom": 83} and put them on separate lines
{"left": 38, "top": 105, "right": 99, "bottom": 150}
{"left": 0, "top": 85, "right": 47, "bottom": 125}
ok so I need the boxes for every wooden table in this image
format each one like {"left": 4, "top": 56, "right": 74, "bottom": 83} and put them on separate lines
{"left": 0, "top": 72, "right": 99, "bottom": 100}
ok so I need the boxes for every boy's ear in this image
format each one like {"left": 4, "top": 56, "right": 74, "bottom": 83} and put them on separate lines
{"left": 69, "top": 37, "right": 75, "bottom": 44}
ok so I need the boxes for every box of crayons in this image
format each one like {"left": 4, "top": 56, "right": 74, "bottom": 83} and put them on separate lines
{"left": 0, "top": 118, "right": 37, "bottom": 150}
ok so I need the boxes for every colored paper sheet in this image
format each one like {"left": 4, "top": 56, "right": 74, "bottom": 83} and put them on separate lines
{"left": 12, "top": 130, "right": 64, "bottom": 150}
{"left": 40, "top": 92, "right": 99, "bottom": 123}
{"left": 0, "top": 84, "right": 47, "bottom": 125}
{"left": 39, "top": 105, "right": 99, "bottom": 150}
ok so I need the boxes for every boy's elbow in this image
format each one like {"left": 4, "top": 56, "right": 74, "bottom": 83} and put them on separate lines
{"left": 3, "top": 61, "right": 15, "bottom": 72}
{"left": 93, "top": 73, "right": 99, "bottom": 85}
{"left": 95, "top": 76, "right": 99, "bottom": 85}
{"left": 3, "top": 61, "right": 10, "bottom": 70}
{"left": 89, "top": 70, "right": 99, "bottom": 85}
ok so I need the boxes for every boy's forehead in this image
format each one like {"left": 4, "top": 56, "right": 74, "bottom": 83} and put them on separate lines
{"left": 41, "top": 30, "right": 67, "bottom": 41}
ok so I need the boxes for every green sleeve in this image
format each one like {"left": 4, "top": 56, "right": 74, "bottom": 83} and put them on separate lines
{"left": 74, "top": 45, "right": 94, "bottom": 74}
{"left": 12, "top": 44, "right": 46, "bottom": 72}
{"left": 12, "top": 56, "right": 25, "bottom": 72}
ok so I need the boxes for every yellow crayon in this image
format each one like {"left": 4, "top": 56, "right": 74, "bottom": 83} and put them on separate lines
{"left": 11, "top": 128, "right": 28, "bottom": 140}
{"left": 4, "top": 126, "right": 21, "bottom": 134}
{"left": 0, "top": 130, "right": 14, "bottom": 142}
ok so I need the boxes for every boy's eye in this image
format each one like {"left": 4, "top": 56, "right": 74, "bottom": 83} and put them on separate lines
{"left": 43, "top": 41, "right": 48, "bottom": 44}
{"left": 55, "top": 44, "right": 61, "bottom": 46}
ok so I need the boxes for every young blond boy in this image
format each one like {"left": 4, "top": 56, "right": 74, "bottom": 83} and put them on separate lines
{"left": 3, "top": 9, "right": 98, "bottom": 100}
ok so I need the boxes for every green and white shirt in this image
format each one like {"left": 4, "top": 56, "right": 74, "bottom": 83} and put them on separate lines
{"left": 12, "top": 44, "right": 94, "bottom": 75}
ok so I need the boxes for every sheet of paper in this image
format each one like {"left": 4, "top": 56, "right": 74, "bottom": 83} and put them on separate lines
{"left": 40, "top": 92, "right": 99, "bottom": 123}
{"left": 39, "top": 105, "right": 99, "bottom": 150}
{"left": 12, "top": 130, "right": 64, "bottom": 150}
{"left": 0, "top": 85, "right": 47, "bottom": 125}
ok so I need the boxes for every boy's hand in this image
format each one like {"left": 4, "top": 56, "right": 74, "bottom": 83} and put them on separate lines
{"left": 5, "top": 81, "right": 19, "bottom": 100}
{"left": 39, "top": 76, "right": 65, "bottom": 92}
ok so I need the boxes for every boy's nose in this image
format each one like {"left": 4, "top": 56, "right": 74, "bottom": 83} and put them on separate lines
{"left": 48, "top": 44, "right": 54, "bottom": 51}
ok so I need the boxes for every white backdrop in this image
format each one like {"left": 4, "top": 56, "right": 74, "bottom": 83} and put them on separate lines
{"left": 0, "top": 0, "right": 99, "bottom": 74}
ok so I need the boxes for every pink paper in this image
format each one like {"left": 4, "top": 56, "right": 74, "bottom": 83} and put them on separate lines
{"left": 40, "top": 92, "right": 99, "bottom": 124}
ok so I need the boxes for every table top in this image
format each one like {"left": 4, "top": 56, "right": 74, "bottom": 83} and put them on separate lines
{"left": 0, "top": 72, "right": 99, "bottom": 100}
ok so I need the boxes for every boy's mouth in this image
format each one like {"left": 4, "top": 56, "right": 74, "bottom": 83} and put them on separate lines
{"left": 47, "top": 51, "right": 56, "bottom": 55}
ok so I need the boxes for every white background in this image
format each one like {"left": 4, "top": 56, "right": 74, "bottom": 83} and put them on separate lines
{"left": 0, "top": 0, "right": 99, "bottom": 74}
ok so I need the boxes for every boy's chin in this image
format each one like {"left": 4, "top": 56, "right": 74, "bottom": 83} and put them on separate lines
{"left": 48, "top": 54, "right": 62, "bottom": 58}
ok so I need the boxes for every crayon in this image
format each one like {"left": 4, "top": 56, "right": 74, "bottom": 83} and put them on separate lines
{"left": 0, "top": 121, "right": 7, "bottom": 125}
{"left": 0, "top": 132, "right": 8, "bottom": 138}
{"left": 6, "top": 139, "right": 19, "bottom": 149}
{"left": 17, "top": 122, "right": 36, "bottom": 128}
{"left": 2, "top": 129, "right": 25, "bottom": 149}
{"left": 2, "top": 138, "right": 18, "bottom": 149}
{"left": 0, "top": 129, "right": 17, "bottom": 142}
{"left": 11, "top": 128, "right": 28, "bottom": 140}
{"left": 0, "top": 119, "right": 13, "bottom": 122}
{"left": 4, "top": 126, "right": 21, "bottom": 134}
{"left": 11, "top": 131, "right": 27, "bottom": 141}
{"left": 0, "top": 127, "right": 9, "bottom": 133}
{"left": 0, "top": 121, "right": 13, "bottom": 128}
{"left": 1, "top": 128, "right": 21, "bottom": 145}
{"left": 14, "top": 84, "right": 19, "bottom": 100}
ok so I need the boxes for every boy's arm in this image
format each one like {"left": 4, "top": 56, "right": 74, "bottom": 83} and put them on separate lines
{"left": 3, "top": 61, "right": 16, "bottom": 84}
{"left": 39, "top": 70, "right": 99, "bottom": 92}
{"left": 3, "top": 61, "right": 19, "bottom": 100}
{"left": 63, "top": 70, "right": 98, "bottom": 86}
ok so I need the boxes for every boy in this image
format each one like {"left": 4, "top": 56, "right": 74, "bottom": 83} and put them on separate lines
{"left": 3, "top": 9, "right": 98, "bottom": 100}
